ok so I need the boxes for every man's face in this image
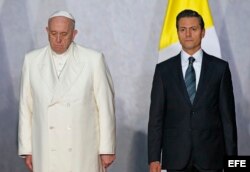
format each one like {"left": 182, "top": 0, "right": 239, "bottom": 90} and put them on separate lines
{"left": 177, "top": 17, "right": 205, "bottom": 55}
{"left": 46, "top": 17, "right": 77, "bottom": 54}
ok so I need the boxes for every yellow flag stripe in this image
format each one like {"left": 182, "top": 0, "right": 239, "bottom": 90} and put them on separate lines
{"left": 159, "top": 0, "right": 214, "bottom": 50}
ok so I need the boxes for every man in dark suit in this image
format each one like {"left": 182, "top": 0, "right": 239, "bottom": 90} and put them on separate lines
{"left": 148, "top": 9, "right": 237, "bottom": 172}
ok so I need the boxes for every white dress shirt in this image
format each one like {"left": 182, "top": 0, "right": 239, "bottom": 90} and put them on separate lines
{"left": 51, "top": 45, "right": 72, "bottom": 77}
{"left": 181, "top": 49, "right": 203, "bottom": 89}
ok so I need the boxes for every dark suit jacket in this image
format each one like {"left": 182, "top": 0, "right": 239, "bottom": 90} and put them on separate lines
{"left": 148, "top": 51, "right": 237, "bottom": 170}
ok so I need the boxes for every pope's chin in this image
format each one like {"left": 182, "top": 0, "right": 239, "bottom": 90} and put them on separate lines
{"left": 51, "top": 46, "right": 66, "bottom": 54}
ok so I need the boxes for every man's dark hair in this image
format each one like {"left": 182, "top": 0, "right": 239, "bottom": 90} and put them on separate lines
{"left": 176, "top": 9, "right": 205, "bottom": 30}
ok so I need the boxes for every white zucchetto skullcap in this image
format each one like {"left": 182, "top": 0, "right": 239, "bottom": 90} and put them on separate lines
{"left": 49, "top": 10, "right": 75, "bottom": 21}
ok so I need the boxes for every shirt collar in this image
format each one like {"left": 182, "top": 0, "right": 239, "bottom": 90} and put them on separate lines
{"left": 181, "top": 49, "right": 203, "bottom": 63}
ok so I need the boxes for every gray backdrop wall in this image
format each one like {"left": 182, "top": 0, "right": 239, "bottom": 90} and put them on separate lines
{"left": 0, "top": 0, "right": 249, "bottom": 171}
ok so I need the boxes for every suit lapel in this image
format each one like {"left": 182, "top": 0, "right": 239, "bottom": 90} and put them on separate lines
{"left": 38, "top": 47, "right": 59, "bottom": 97}
{"left": 174, "top": 54, "right": 192, "bottom": 106}
{"left": 193, "top": 51, "right": 213, "bottom": 105}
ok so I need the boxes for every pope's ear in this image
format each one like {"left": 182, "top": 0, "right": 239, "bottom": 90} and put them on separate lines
{"left": 73, "top": 30, "right": 78, "bottom": 39}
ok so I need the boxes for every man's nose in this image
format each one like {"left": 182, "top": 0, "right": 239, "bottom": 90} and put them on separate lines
{"left": 186, "top": 29, "right": 191, "bottom": 37}
{"left": 56, "top": 34, "right": 62, "bottom": 43}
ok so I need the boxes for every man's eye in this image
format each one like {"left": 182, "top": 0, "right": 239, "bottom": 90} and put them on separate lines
{"left": 178, "top": 28, "right": 184, "bottom": 32}
{"left": 50, "top": 32, "right": 57, "bottom": 35}
{"left": 61, "top": 33, "right": 67, "bottom": 36}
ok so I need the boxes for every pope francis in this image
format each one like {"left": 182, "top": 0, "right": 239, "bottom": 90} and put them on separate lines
{"left": 18, "top": 11, "right": 116, "bottom": 172}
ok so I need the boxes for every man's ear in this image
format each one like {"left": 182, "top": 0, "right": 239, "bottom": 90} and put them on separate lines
{"left": 202, "top": 28, "right": 205, "bottom": 38}
{"left": 72, "top": 30, "right": 78, "bottom": 40}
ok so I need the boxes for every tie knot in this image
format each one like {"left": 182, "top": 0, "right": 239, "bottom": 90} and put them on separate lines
{"left": 189, "top": 57, "right": 195, "bottom": 65}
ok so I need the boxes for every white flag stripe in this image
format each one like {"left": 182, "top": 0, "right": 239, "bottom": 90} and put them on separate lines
{"left": 201, "top": 27, "right": 221, "bottom": 58}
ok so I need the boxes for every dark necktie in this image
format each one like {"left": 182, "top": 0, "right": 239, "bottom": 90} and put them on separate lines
{"left": 185, "top": 57, "right": 196, "bottom": 104}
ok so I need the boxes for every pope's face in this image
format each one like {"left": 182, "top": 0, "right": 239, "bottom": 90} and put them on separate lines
{"left": 177, "top": 17, "right": 205, "bottom": 55}
{"left": 46, "top": 17, "right": 77, "bottom": 54}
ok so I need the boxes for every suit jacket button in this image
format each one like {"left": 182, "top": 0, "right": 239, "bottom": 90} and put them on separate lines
{"left": 49, "top": 126, "right": 54, "bottom": 130}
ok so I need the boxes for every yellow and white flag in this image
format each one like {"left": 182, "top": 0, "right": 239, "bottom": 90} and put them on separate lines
{"left": 158, "top": 0, "right": 221, "bottom": 63}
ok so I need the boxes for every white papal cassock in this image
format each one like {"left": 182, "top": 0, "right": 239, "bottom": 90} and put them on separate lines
{"left": 18, "top": 43, "right": 116, "bottom": 172}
